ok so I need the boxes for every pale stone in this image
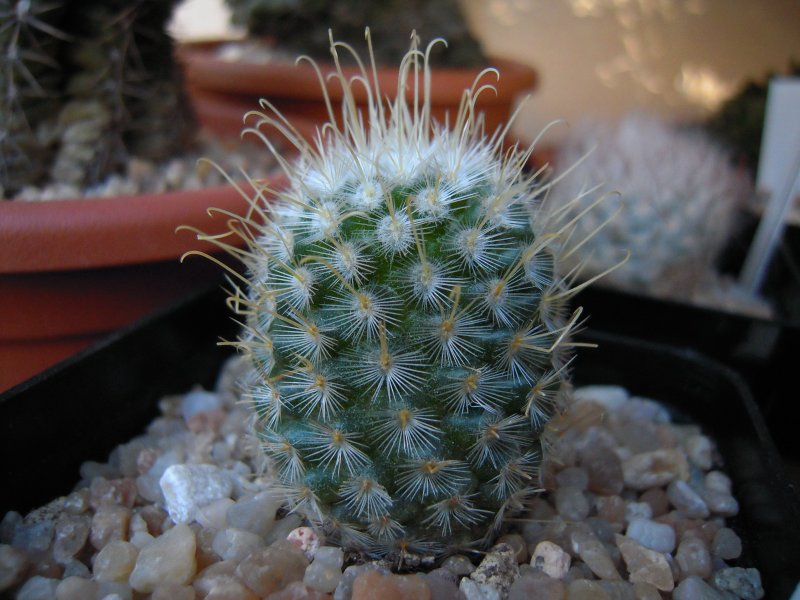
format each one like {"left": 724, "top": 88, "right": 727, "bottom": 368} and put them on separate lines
{"left": 212, "top": 527, "right": 264, "bottom": 562}
{"left": 712, "top": 567, "right": 764, "bottom": 600}
{"left": 685, "top": 434, "right": 713, "bottom": 469}
{"left": 96, "top": 580, "right": 134, "bottom": 599}
{"left": 531, "top": 540, "right": 571, "bottom": 579}
{"left": 90, "top": 506, "right": 131, "bottom": 550}
{"left": 182, "top": 389, "right": 222, "bottom": 423}
{"left": 192, "top": 560, "right": 238, "bottom": 597}
{"left": 55, "top": 576, "right": 98, "bottom": 600}
{"left": 0, "top": 543, "right": 29, "bottom": 591}
{"left": 622, "top": 449, "right": 689, "bottom": 490}
{"left": 672, "top": 575, "right": 726, "bottom": 600}
{"left": 573, "top": 385, "right": 629, "bottom": 411}
{"left": 442, "top": 554, "right": 475, "bottom": 576}
{"left": 147, "top": 583, "right": 195, "bottom": 599}
{"left": 129, "top": 523, "right": 197, "bottom": 593}
{"left": 667, "top": 480, "right": 710, "bottom": 519}
{"left": 93, "top": 540, "right": 139, "bottom": 582}
{"left": 303, "top": 546, "right": 343, "bottom": 593}
{"left": 423, "top": 571, "right": 462, "bottom": 600}
{"left": 625, "top": 519, "right": 675, "bottom": 553}
{"left": 554, "top": 486, "right": 591, "bottom": 521}
{"left": 571, "top": 530, "right": 621, "bottom": 580}
{"left": 16, "top": 575, "right": 59, "bottom": 600}
{"left": 195, "top": 498, "right": 235, "bottom": 530}
{"left": 287, "top": 526, "right": 321, "bottom": 561}
{"left": 702, "top": 489, "right": 739, "bottom": 517}
{"left": 235, "top": 539, "right": 308, "bottom": 597}
{"left": 89, "top": 477, "right": 138, "bottom": 509}
{"left": 615, "top": 534, "right": 674, "bottom": 592}
{"left": 160, "top": 464, "right": 233, "bottom": 525}
{"left": 508, "top": 571, "right": 566, "bottom": 600}
{"left": 459, "top": 577, "right": 502, "bottom": 600}
{"left": 712, "top": 527, "right": 742, "bottom": 560}
{"left": 675, "top": 534, "right": 712, "bottom": 580}
{"left": 632, "top": 581, "right": 662, "bottom": 600}
{"left": 624, "top": 502, "right": 653, "bottom": 523}
{"left": 470, "top": 543, "right": 519, "bottom": 596}
{"left": 266, "top": 580, "right": 332, "bottom": 599}
{"left": 597, "top": 580, "right": 638, "bottom": 599}
{"left": 352, "top": 571, "right": 431, "bottom": 600}
{"left": 567, "top": 579, "right": 613, "bottom": 599}
{"left": 52, "top": 516, "right": 90, "bottom": 563}
{"left": 226, "top": 491, "right": 281, "bottom": 538}
{"left": 705, "top": 471, "right": 732, "bottom": 494}
{"left": 205, "top": 579, "right": 260, "bottom": 600}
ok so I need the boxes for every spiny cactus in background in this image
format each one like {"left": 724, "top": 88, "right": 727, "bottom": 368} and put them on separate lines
{"left": 224, "top": 0, "right": 485, "bottom": 67}
{"left": 548, "top": 114, "right": 749, "bottom": 298}
{"left": 1, "top": 0, "right": 193, "bottom": 197}
{"left": 0, "top": 0, "right": 67, "bottom": 192}
{"left": 187, "top": 33, "right": 607, "bottom": 558}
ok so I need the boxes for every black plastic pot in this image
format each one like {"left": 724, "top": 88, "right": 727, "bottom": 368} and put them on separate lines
{"left": 1, "top": 285, "right": 798, "bottom": 597}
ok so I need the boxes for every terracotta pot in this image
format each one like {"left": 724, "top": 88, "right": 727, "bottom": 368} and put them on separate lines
{"left": 0, "top": 185, "right": 261, "bottom": 391}
{"left": 177, "top": 40, "right": 538, "bottom": 142}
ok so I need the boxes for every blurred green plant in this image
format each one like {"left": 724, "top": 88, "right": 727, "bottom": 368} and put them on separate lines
{"left": 223, "top": 0, "right": 485, "bottom": 67}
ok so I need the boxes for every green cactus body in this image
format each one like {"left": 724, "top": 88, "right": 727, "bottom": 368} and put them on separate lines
{"left": 192, "top": 34, "right": 593, "bottom": 557}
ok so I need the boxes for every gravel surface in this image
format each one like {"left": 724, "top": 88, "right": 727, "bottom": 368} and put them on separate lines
{"left": 0, "top": 356, "right": 764, "bottom": 599}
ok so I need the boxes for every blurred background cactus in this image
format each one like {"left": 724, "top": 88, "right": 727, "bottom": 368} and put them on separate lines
{"left": 223, "top": 0, "right": 485, "bottom": 67}
{"left": 548, "top": 113, "right": 751, "bottom": 304}
{"left": 0, "top": 0, "right": 193, "bottom": 198}
{"left": 191, "top": 35, "right": 594, "bottom": 556}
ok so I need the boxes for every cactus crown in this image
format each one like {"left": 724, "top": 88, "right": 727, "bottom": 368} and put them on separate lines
{"left": 189, "top": 32, "right": 605, "bottom": 558}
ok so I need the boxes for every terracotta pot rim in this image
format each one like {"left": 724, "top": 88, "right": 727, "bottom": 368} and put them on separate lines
{"left": 178, "top": 40, "right": 538, "bottom": 104}
{"left": 0, "top": 183, "right": 270, "bottom": 274}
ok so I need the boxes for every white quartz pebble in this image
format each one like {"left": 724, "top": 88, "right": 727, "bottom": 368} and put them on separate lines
{"left": 159, "top": 464, "right": 233, "bottom": 525}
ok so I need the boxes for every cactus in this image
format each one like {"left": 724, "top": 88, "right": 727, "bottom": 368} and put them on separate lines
{"left": 548, "top": 113, "right": 749, "bottom": 298}
{"left": 187, "top": 33, "right": 602, "bottom": 558}
{"left": 224, "top": 0, "right": 485, "bottom": 67}
{"left": 1, "top": 0, "right": 193, "bottom": 197}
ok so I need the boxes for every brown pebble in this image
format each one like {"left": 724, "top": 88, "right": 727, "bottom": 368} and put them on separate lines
{"left": 352, "top": 570, "right": 431, "bottom": 600}
{"left": 89, "top": 477, "right": 138, "bottom": 509}
{"left": 639, "top": 488, "right": 669, "bottom": 517}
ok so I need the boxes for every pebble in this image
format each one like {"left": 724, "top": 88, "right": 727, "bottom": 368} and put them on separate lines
{"left": 469, "top": 543, "right": 520, "bottom": 596}
{"left": 128, "top": 523, "right": 197, "bottom": 593}
{"left": 235, "top": 539, "right": 309, "bottom": 597}
{"left": 93, "top": 540, "right": 139, "bottom": 582}
{"left": 573, "top": 385, "right": 629, "bottom": 411}
{"left": 159, "top": 464, "right": 234, "bottom": 525}
{"left": 212, "top": 527, "right": 265, "bottom": 562}
{"left": 304, "top": 546, "right": 344, "bottom": 593}
{"left": 624, "top": 502, "right": 653, "bottom": 523}
{"left": 51, "top": 516, "right": 90, "bottom": 563}
{"left": 554, "top": 486, "right": 591, "bottom": 521}
{"left": 508, "top": 570, "right": 566, "bottom": 599}
{"left": 616, "top": 534, "right": 674, "bottom": 592}
{"left": 182, "top": 389, "right": 223, "bottom": 423}
{"left": 459, "top": 577, "right": 502, "bottom": 600}
{"left": 685, "top": 434, "right": 713, "bottom": 469}
{"left": 150, "top": 582, "right": 197, "bottom": 600}
{"left": 675, "top": 534, "right": 712, "bottom": 579}
{"left": 625, "top": 519, "right": 675, "bottom": 553}
{"left": 530, "top": 540, "right": 571, "bottom": 579}
{"left": 90, "top": 506, "right": 131, "bottom": 550}
{"left": 567, "top": 579, "right": 613, "bottom": 599}
{"left": 639, "top": 488, "right": 669, "bottom": 517}
{"left": 570, "top": 530, "right": 621, "bottom": 580}
{"left": 286, "top": 528, "right": 321, "bottom": 562}
{"left": 441, "top": 554, "right": 475, "bottom": 576}
{"left": 267, "top": 580, "right": 332, "bottom": 599}
{"left": 667, "top": 479, "right": 710, "bottom": 518}
{"left": 196, "top": 497, "right": 235, "bottom": 530}
{"left": 351, "top": 570, "right": 431, "bottom": 600}
{"left": 712, "top": 567, "right": 764, "bottom": 600}
{"left": 702, "top": 489, "right": 739, "bottom": 517}
{"left": 423, "top": 570, "right": 462, "bottom": 600}
{"left": 0, "top": 544, "right": 30, "bottom": 591}
{"left": 711, "top": 527, "right": 742, "bottom": 560}
{"left": 334, "top": 563, "right": 389, "bottom": 600}
{"left": 579, "top": 444, "right": 624, "bottom": 495}
{"left": 15, "top": 575, "right": 60, "bottom": 600}
{"left": 622, "top": 449, "right": 689, "bottom": 490}
{"left": 227, "top": 491, "right": 281, "bottom": 538}
{"left": 55, "top": 575, "right": 98, "bottom": 599}
{"left": 673, "top": 575, "right": 727, "bottom": 599}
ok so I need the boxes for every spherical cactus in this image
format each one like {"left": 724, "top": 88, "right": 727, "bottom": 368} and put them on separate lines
{"left": 549, "top": 113, "right": 749, "bottom": 298}
{"left": 188, "top": 33, "right": 598, "bottom": 558}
